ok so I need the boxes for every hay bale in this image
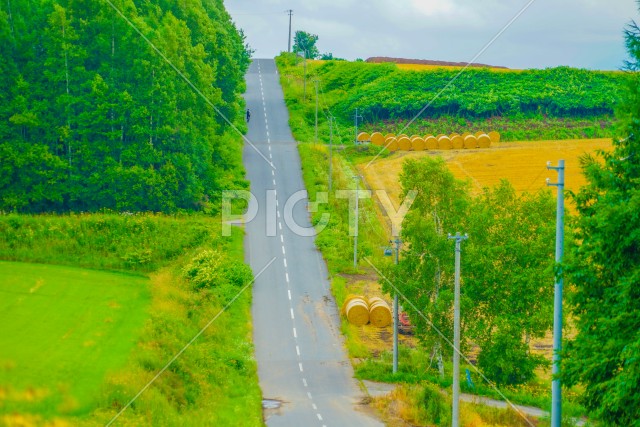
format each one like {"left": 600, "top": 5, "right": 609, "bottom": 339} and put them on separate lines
{"left": 370, "top": 132, "right": 385, "bottom": 146}
{"left": 410, "top": 134, "right": 421, "bottom": 140}
{"left": 474, "top": 131, "right": 485, "bottom": 138}
{"left": 345, "top": 296, "right": 369, "bottom": 326}
{"left": 342, "top": 294, "right": 361, "bottom": 315}
{"left": 357, "top": 132, "right": 371, "bottom": 142}
{"left": 425, "top": 136, "right": 438, "bottom": 150}
{"left": 398, "top": 136, "right": 412, "bottom": 151}
{"left": 477, "top": 133, "right": 492, "bottom": 148}
{"left": 436, "top": 134, "right": 446, "bottom": 139}
{"left": 464, "top": 134, "right": 478, "bottom": 149}
{"left": 384, "top": 133, "right": 396, "bottom": 140}
{"left": 411, "top": 137, "right": 426, "bottom": 151}
{"left": 461, "top": 132, "right": 472, "bottom": 138}
{"left": 488, "top": 131, "right": 500, "bottom": 143}
{"left": 368, "top": 297, "right": 392, "bottom": 327}
{"left": 450, "top": 132, "right": 460, "bottom": 138}
{"left": 438, "top": 135, "right": 452, "bottom": 150}
{"left": 451, "top": 135, "right": 464, "bottom": 149}
{"left": 398, "top": 133, "right": 408, "bottom": 139}
{"left": 386, "top": 137, "right": 399, "bottom": 152}
{"left": 423, "top": 134, "right": 433, "bottom": 140}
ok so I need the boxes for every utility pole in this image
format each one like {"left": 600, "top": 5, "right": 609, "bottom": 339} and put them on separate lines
{"left": 354, "top": 109, "right": 362, "bottom": 144}
{"left": 448, "top": 232, "right": 468, "bottom": 427}
{"left": 353, "top": 175, "right": 360, "bottom": 269}
{"left": 286, "top": 9, "right": 293, "bottom": 53}
{"left": 547, "top": 160, "right": 565, "bottom": 427}
{"left": 314, "top": 79, "right": 319, "bottom": 143}
{"left": 303, "top": 52, "right": 307, "bottom": 102}
{"left": 329, "top": 115, "right": 334, "bottom": 192}
{"left": 392, "top": 238, "right": 401, "bottom": 374}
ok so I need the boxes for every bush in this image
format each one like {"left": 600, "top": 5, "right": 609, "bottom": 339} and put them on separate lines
{"left": 420, "top": 382, "right": 452, "bottom": 426}
{"left": 477, "top": 332, "right": 547, "bottom": 386}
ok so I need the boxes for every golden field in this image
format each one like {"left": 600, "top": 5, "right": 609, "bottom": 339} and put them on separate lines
{"left": 360, "top": 138, "right": 612, "bottom": 205}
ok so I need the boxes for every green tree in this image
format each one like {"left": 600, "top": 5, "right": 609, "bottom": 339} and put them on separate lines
{"left": 387, "top": 157, "right": 555, "bottom": 385}
{"left": 293, "top": 30, "right": 319, "bottom": 59}
{"left": 562, "top": 9, "right": 640, "bottom": 425}
{"left": 0, "top": 0, "right": 251, "bottom": 213}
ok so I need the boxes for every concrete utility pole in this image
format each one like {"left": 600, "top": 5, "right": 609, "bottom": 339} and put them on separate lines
{"left": 303, "top": 52, "right": 307, "bottom": 102}
{"left": 329, "top": 115, "right": 334, "bottom": 192}
{"left": 354, "top": 109, "right": 363, "bottom": 144}
{"left": 392, "top": 238, "right": 401, "bottom": 374}
{"left": 448, "top": 232, "right": 468, "bottom": 427}
{"left": 314, "top": 79, "right": 319, "bottom": 143}
{"left": 547, "top": 160, "right": 565, "bottom": 427}
{"left": 353, "top": 175, "right": 360, "bottom": 269}
{"left": 286, "top": 9, "right": 293, "bottom": 53}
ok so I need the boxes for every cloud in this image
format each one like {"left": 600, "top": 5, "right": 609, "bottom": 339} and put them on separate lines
{"left": 227, "top": 0, "right": 639, "bottom": 69}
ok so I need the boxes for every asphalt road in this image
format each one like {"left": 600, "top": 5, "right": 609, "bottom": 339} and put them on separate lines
{"left": 243, "top": 59, "right": 383, "bottom": 427}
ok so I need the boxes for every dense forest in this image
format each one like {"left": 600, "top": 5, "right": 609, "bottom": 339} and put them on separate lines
{"left": 0, "top": 0, "right": 251, "bottom": 213}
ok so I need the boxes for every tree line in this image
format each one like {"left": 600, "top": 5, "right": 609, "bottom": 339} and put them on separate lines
{"left": 0, "top": 0, "right": 251, "bottom": 213}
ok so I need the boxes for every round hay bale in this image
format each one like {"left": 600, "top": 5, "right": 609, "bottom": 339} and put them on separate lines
{"left": 474, "top": 131, "right": 485, "bottom": 138}
{"left": 461, "top": 132, "right": 472, "bottom": 138}
{"left": 477, "top": 133, "right": 492, "bottom": 148}
{"left": 488, "top": 131, "right": 500, "bottom": 143}
{"left": 357, "top": 132, "right": 371, "bottom": 142}
{"left": 384, "top": 133, "right": 396, "bottom": 140}
{"left": 451, "top": 135, "right": 464, "bottom": 149}
{"left": 346, "top": 297, "right": 369, "bottom": 326}
{"left": 411, "top": 137, "right": 426, "bottom": 151}
{"left": 370, "top": 132, "right": 385, "bottom": 146}
{"left": 368, "top": 297, "right": 392, "bottom": 328}
{"left": 464, "top": 134, "right": 478, "bottom": 149}
{"left": 342, "top": 294, "right": 361, "bottom": 315}
{"left": 425, "top": 136, "right": 438, "bottom": 150}
{"left": 386, "top": 137, "right": 399, "bottom": 152}
{"left": 438, "top": 135, "right": 452, "bottom": 150}
{"left": 398, "top": 136, "right": 412, "bottom": 151}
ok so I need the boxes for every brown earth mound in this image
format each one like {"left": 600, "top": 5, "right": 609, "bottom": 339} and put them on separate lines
{"left": 366, "top": 56, "right": 508, "bottom": 69}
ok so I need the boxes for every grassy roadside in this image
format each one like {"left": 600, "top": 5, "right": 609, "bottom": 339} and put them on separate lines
{"left": 283, "top": 56, "right": 590, "bottom": 426}
{"left": 0, "top": 214, "right": 263, "bottom": 426}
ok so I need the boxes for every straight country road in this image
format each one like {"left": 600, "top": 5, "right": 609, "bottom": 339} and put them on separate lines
{"left": 243, "top": 58, "right": 383, "bottom": 427}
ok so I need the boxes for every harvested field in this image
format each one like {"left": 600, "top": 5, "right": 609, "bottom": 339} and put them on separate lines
{"left": 360, "top": 138, "right": 613, "bottom": 211}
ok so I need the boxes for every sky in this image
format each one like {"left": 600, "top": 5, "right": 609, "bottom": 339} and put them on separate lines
{"left": 225, "top": 0, "right": 639, "bottom": 70}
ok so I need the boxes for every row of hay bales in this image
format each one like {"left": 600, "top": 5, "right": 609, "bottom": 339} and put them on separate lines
{"left": 342, "top": 295, "right": 392, "bottom": 327}
{"left": 358, "top": 131, "right": 500, "bottom": 151}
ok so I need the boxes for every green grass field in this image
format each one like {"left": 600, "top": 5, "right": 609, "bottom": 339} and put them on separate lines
{"left": 0, "top": 261, "right": 150, "bottom": 418}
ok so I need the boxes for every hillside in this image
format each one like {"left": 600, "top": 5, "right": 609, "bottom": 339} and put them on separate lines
{"left": 277, "top": 53, "right": 625, "bottom": 144}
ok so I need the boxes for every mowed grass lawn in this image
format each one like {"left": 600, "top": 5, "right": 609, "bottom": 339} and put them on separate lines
{"left": 0, "top": 261, "right": 150, "bottom": 418}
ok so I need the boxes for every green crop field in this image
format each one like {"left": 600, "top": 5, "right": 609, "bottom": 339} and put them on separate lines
{"left": 0, "top": 261, "right": 150, "bottom": 418}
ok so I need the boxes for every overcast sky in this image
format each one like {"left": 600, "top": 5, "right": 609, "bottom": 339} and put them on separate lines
{"left": 226, "top": 0, "right": 639, "bottom": 70}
